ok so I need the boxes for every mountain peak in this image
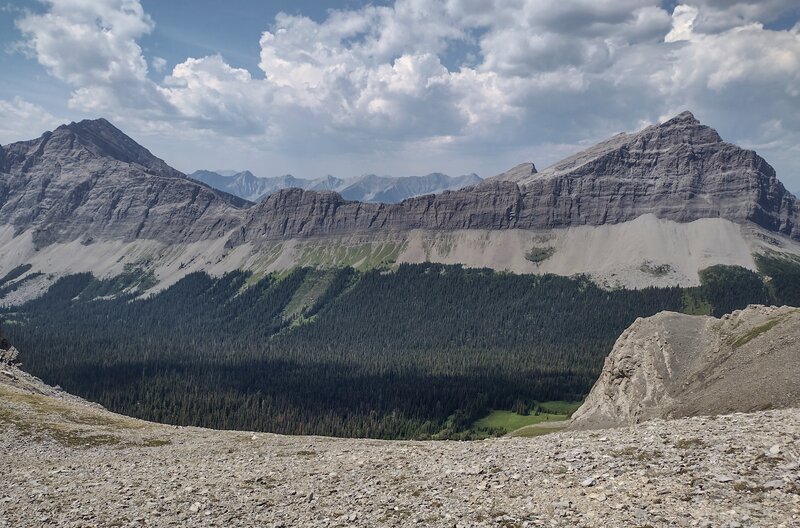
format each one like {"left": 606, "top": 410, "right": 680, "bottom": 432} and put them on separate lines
{"left": 66, "top": 117, "right": 116, "bottom": 131}
{"left": 663, "top": 110, "right": 699, "bottom": 126}
{"left": 647, "top": 110, "right": 722, "bottom": 144}
{"left": 49, "top": 117, "right": 187, "bottom": 179}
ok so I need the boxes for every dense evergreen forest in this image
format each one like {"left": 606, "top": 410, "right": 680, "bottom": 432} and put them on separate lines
{"left": 2, "top": 256, "right": 798, "bottom": 439}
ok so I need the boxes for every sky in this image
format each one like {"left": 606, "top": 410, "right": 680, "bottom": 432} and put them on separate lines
{"left": 0, "top": 0, "right": 799, "bottom": 188}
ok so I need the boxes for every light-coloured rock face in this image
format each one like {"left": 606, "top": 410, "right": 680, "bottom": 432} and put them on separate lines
{"left": 570, "top": 305, "right": 800, "bottom": 430}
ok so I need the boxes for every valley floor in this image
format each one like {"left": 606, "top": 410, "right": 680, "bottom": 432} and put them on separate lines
{"left": 0, "top": 367, "right": 799, "bottom": 527}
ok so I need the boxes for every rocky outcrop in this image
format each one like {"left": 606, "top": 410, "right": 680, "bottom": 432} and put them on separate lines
{"left": 570, "top": 305, "right": 800, "bottom": 430}
{"left": 484, "top": 162, "right": 537, "bottom": 183}
{"left": 0, "top": 119, "right": 248, "bottom": 248}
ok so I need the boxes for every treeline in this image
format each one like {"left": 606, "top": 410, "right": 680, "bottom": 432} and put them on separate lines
{"left": 2, "top": 260, "right": 796, "bottom": 439}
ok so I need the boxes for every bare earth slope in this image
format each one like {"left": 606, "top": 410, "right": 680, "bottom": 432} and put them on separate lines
{"left": 571, "top": 305, "right": 800, "bottom": 430}
{"left": 2, "top": 347, "right": 800, "bottom": 526}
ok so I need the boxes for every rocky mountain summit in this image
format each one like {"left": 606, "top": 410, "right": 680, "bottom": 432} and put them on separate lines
{"left": 1, "top": 336, "right": 799, "bottom": 526}
{"left": 570, "top": 305, "right": 800, "bottom": 430}
{"left": 0, "top": 119, "right": 247, "bottom": 248}
{"left": 513, "top": 112, "right": 799, "bottom": 239}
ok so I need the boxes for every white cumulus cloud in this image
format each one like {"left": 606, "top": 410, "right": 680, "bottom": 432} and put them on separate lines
{"left": 9, "top": 0, "right": 800, "bottom": 187}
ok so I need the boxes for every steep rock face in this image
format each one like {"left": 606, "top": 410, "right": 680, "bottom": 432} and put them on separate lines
{"left": 226, "top": 180, "right": 522, "bottom": 244}
{"left": 0, "top": 119, "right": 248, "bottom": 247}
{"left": 230, "top": 112, "right": 799, "bottom": 243}
{"left": 570, "top": 305, "right": 800, "bottom": 430}
{"left": 512, "top": 112, "right": 799, "bottom": 238}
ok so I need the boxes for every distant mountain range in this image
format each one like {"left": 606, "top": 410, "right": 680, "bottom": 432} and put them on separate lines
{"left": 189, "top": 169, "right": 482, "bottom": 203}
{"left": 1, "top": 111, "right": 800, "bottom": 298}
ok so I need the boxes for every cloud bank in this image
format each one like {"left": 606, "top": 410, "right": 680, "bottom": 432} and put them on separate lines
{"left": 5, "top": 0, "right": 800, "bottom": 184}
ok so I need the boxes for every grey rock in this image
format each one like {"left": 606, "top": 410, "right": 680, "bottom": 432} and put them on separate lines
{"left": 764, "top": 479, "right": 785, "bottom": 490}
{"left": 505, "top": 111, "right": 799, "bottom": 240}
{"left": 227, "top": 111, "right": 800, "bottom": 245}
{"left": 484, "top": 162, "right": 537, "bottom": 183}
{"left": 2, "top": 111, "right": 799, "bottom": 255}
{"left": 225, "top": 179, "right": 523, "bottom": 245}
{"left": 0, "top": 119, "right": 248, "bottom": 248}
{"left": 570, "top": 305, "right": 800, "bottom": 430}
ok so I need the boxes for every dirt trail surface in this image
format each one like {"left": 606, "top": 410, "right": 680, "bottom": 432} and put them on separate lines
{"left": 1, "top": 363, "right": 799, "bottom": 527}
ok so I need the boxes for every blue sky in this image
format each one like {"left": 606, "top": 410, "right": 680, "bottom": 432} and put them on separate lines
{"left": 1, "top": 0, "right": 799, "bottom": 190}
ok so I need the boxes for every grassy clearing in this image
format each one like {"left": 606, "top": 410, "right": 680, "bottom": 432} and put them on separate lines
{"left": 472, "top": 401, "right": 581, "bottom": 436}
{"left": 281, "top": 269, "right": 337, "bottom": 321}
{"left": 294, "top": 241, "right": 404, "bottom": 270}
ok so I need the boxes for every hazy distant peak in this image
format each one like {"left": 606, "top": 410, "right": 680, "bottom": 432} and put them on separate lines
{"left": 190, "top": 170, "right": 483, "bottom": 203}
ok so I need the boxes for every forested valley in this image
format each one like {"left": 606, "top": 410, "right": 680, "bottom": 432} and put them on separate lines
{"left": 2, "top": 256, "right": 797, "bottom": 439}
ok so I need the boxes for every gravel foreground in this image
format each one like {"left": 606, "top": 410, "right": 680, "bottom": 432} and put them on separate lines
{"left": 1, "top": 368, "right": 799, "bottom": 527}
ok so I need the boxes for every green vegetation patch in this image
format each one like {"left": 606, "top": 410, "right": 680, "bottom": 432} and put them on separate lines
{"left": 471, "top": 402, "right": 579, "bottom": 436}
{"left": 683, "top": 265, "right": 771, "bottom": 317}
{"left": 730, "top": 317, "right": 784, "bottom": 348}
{"left": 525, "top": 246, "right": 555, "bottom": 264}
{"left": 281, "top": 269, "right": 340, "bottom": 321}
{"left": 681, "top": 290, "right": 712, "bottom": 315}
{"left": 295, "top": 241, "right": 403, "bottom": 270}
{"left": 79, "top": 264, "right": 157, "bottom": 299}
{"left": 755, "top": 253, "right": 800, "bottom": 307}
{"left": 537, "top": 400, "right": 583, "bottom": 415}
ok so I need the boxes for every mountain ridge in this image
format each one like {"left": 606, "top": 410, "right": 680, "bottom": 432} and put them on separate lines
{"left": 190, "top": 168, "right": 483, "bottom": 203}
{"left": 2, "top": 112, "right": 800, "bottom": 295}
